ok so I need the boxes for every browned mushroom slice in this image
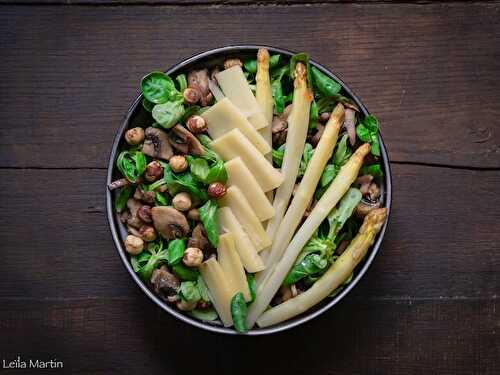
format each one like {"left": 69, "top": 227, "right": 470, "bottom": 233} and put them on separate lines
{"left": 344, "top": 108, "right": 357, "bottom": 146}
{"left": 309, "top": 123, "right": 325, "bottom": 147}
{"left": 271, "top": 116, "right": 287, "bottom": 134}
{"left": 282, "top": 104, "right": 293, "bottom": 120}
{"left": 167, "top": 125, "right": 205, "bottom": 156}
{"left": 126, "top": 198, "right": 145, "bottom": 228}
{"left": 355, "top": 199, "right": 381, "bottom": 218}
{"left": 151, "top": 206, "right": 190, "bottom": 240}
{"left": 142, "top": 127, "right": 174, "bottom": 160}
{"left": 151, "top": 265, "right": 180, "bottom": 303}
{"left": 188, "top": 223, "right": 210, "bottom": 252}
{"left": 108, "top": 178, "right": 130, "bottom": 191}
{"left": 368, "top": 182, "right": 381, "bottom": 201}
{"left": 272, "top": 128, "right": 288, "bottom": 147}
{"left": 188, "top": 69, "right": 210, "bottom": 97}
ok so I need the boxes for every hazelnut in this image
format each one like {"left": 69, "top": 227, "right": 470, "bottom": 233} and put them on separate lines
{"left": 176, "top": 299, "right": 197, "bottom": 312}
{"left": 137, "top": 205, "right": 152, "bottom": 223}
{"left": 173, "top": 192, "right": 192, "bottom": 211}
{"left": 197, "top": 300, "right": 211, "bottom": 309}
{"left": 183, "top": 87, "right": 201, "bottom": 105}
{"left": 186, "top": 115, "right": 207, "bottom": 134}
{"left": 144, "top": 160, "right": 163, "bottom": 182}
{"left": 183, "top": 247, "right": 204, "bottom": 267}
{"left": 169, "top": 155, "right": 188, "bottom": 173}
{"left": 224, "top": 58, "right": 243, "bottom": 70}
{"left": 124, "top": 235, "right": 144, "bottom": 255}
{"left": 187, "top": 208, "right": 200, "bottom": 221}
{"left": 125, "top": 127, "right": 145, "bottom": 145}
{"left": 207, "top": 182, "right": 227, "bottom": 198}
{"left": 319, "top": 112, "right": 331, "bottom": 123}
{"left": 139, "top": 225, "right": 157, "bottom": 242}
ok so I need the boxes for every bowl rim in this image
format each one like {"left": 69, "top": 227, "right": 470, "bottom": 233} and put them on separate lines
{"left": 106, "top": 44, "right": 392, "bottom": 336}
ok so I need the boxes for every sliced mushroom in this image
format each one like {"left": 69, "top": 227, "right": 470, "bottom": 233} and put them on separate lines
{"left": 272, "top": 116, "right": 287, "bottom": 134}
{"left": 151, "top": 206, "right": 190, "bottom": 240}
{"left": 126, "top": 198, "right": 144, "bottom": 228}
{"left": 282, "top": 104, "right": 293, "bottom": 120}
{"left": 344, "top": 108, "right": 357, "bottom": 146}
{"left": 151, "top": 265, "right": 180, "bottom": 303}
{"left": 272, "top": 128, "right": 288, "bottom": 147}
{"left": 356, "top": 174, "right": 374, "bottom": 186}
{"left": 127, "top": 225, "right": 142, "bottom": 237}
{"left": 142, "top": 127, "right": 174, "bottom": 160}
{"left": 336, "top": 239, "right": 350, "bottom": 255}
{"left": 368, "top": 182, "right": 381, "bottom": 201}
{"left": 188, "top": 69, "right": 211, "bottom": 105}
{"left": 188, "top": 224, "right": 209, "bottom": 252}
{"left": 167, "top": 125, "right": 205, "bottom": 156}
{"left": 108, "top": 178, "right": 130, "bottom": 191}
{"left": 133, "top": 186, "right": 155, "bottom": 204}
{"left": 355, "top": 200, "right": 381, "bottom": 218}
{"left": 309, "top": 123, "right": 325, "bottom": 147}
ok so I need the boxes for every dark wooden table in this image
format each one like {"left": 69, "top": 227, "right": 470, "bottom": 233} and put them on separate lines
{"left": 1, "top": 0, "right": 499, "bottom": 373}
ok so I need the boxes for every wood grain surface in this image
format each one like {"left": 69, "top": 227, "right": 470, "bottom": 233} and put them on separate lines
{"left": 0, "top": 1, "right": 499, "bottom": 374}
{"left": 1, "top": 2, "right": 499, "bottom": 168}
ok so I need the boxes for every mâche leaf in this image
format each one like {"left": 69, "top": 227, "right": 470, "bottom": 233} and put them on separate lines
{"left": 230, "top": 292, "right": 248, "bottom": 333}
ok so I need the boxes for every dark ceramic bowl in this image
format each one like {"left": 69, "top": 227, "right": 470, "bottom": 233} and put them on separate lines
{"left": 106, "top": 45, "right": 392, "bottom": 335}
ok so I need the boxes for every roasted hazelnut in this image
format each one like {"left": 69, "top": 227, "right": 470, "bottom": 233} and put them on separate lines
{"left": 207, "top": 182, "right": 227, "bottom": 198}
{"left": 319, "top": 112, "right": 331, "bottom": 123}
{"left": 124, "top": 127, "right": 145, "bottom": 145}
{"left": 137, "top": 205, "right": 152, "bottom": 223}
{"left": 197, "top": 300, "right": 211, "bottom": 309}
{"left": 176, "top": 299, "right": 197, "bottom": 312}
{"left": 169, "top": 155, "right": 188, "bottom": 173}
{"left": 183, "top": 247, "right": 204, "bottom": 267}
{"left": 173, "top": 192, "right": 192, "bottom": 211}
{"left": 139, "top": 225, "right": 157, "bottom": 242}
{"left": 183, "top": 87, "right": 201, "bottom": 105}
{"left": 186, "top": 115, "right": 207, "bottom": 134}
{"left": 187, "top": 208, "right": 200, "bottom": 221}
{"left": 124, "top": 235, "right": 144, "bottom": 255}
{"left": 144, "top": 160, "right": 163, "bottom": 182}
{"left": 224, "top": 58, "right": 243, "bottom": 70}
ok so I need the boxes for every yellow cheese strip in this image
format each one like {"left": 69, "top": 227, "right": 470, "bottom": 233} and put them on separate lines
{"left": 218, "top": 207, "right": 265, "bottom": 273}
{"left": 215, "top": 65, "right": 267, "bottom": 130}
{"left": 211, "top": 129, "right": 283, "bottom": 192}
{"left": 219, "top": 186, "right": 271, "bottom": 252}
{"left": 225, "top": 157, "right": 275, "bottom": 222}
{"left": 202, "top": 98, "right": 271, "bottom": 155}
{"left": 218, "top": 233, "right": 252, "bottom": 302}
{"left": 199, "top": 257, "right": 233, "bottom": 327}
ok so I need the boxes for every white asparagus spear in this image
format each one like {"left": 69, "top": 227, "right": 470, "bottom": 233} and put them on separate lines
{"left": 263, "top": 62, "right": 313, "bottom": 247}
{"left": 256, "top": 48, "right": 274, "bottom": 166}
{"left": 257, "top": 208, "right": 388, "bottom": 327}
{"left": 246, "top": 143, "right": 371, "bottom": 328}
{"left": 255, "top": 103, "right": 345, "bottom": 290}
